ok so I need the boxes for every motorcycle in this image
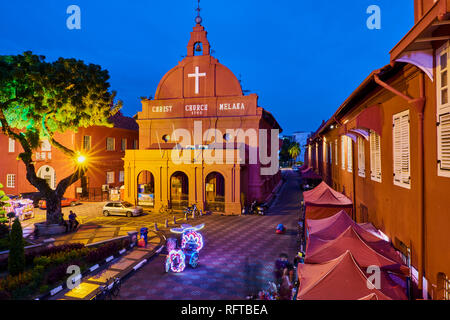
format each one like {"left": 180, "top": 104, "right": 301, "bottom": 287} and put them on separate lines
{"left": 242, "top": 200, "right": 267, "bottom": 215}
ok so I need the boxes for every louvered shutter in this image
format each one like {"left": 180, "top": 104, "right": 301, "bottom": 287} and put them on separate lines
{"left": 347, "top": 136, "right": 353, "bottom": 172}
{"left": 393, "top": 111, "right": 410, "bottom": 188}
{"left": 437, "top": 43, "right": 450, "bottom": 176}
{"left": 341, "top": 136, "right": 346, "bottom": 170}
{"left": 335, "top": 140, "right": 338, "bottom": 165}
{"left": 374, "top": 133, "right": 382, "bottom": 181}
{"left": 370, "top": 130, "right": 382, "bottom": 182}
{"left": 358, "top": 137, "right": 365, "bottom": 177}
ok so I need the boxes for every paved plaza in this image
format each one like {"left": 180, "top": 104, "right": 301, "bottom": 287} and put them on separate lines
{"left": 117, "top": 170, "right": 301, "bottom": 300}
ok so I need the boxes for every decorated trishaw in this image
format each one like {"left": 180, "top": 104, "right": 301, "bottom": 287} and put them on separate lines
{"left": 165, "top": 223, "right": 205, "bottom": 273}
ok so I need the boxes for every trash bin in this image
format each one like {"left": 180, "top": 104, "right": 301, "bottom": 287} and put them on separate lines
{"left": 140, "top": 227, "right": 149, "bottom": 246}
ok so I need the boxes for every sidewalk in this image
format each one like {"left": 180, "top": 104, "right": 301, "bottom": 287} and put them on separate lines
{"left": 52, "top": 233, "right": 164, "bottom": 300}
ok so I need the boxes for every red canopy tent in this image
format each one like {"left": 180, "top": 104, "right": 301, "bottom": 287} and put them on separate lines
{"left": 305, "top": 226, "right": 409, "bottom": 277}
{"left": 297, "top": 251, "right": 392, "bottom": 300}
{"left": 306, "top": 210, "right": 405, "bottom": 265}
{"left": 303, "top": 182, "right": 353, "bottom": 221}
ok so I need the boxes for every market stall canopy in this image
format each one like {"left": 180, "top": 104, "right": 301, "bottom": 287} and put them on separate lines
{"left": 306, "top": 210, "right": 405, "bottom": 265}
{"left": 297, "top": 251, "right": 392, "bottom": 300}
{"left": 303, "top": 182, "right": 352, "bottom": 207}
{"left": 300, "top": 167, "right": 322, "bottom": 180}
{"left": 305, "top": 226, "right": 409, "bottom": 276}
{"left": 307, "top": 210, "right": 385, "bottom": 242}
{"left": 303, "top": 182, "right": 353, "bottom": 220}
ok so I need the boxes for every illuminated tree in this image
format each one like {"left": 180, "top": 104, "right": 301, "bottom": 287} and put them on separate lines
{"left": 288, "top": 143, "right": 301, "bottom": 165}
{"left": 0, "top": 52, "right": 121, "bottom": 224}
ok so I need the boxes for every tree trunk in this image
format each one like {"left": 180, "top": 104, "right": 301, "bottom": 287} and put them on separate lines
{"left": 44, "top": 191, "right": 63, "bottom": 225}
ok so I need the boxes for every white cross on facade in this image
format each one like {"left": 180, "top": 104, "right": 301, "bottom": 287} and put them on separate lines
{"left": 188, "top": 66, "right": 206, "bottom": 94}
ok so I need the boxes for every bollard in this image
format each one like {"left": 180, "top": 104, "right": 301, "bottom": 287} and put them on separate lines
{"left": 184, "top": 213, "right": 188, "bottom": 221}
{"left": 154, "top": 223, "right": 159, "bottom": 232}
{"left": 165, "top": 219, "right": 169, "bottom": 228}
{"left": 192, "top": 211, "right": 195, "bottom": 219}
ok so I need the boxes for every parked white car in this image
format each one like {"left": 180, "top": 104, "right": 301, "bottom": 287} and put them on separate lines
{"left": 102, "top": 201, "right": 143, "bottom": 217}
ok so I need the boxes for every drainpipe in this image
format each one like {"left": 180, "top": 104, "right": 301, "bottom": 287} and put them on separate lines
{"left": 373, "top": 70, "right": 426, "bottom": 292}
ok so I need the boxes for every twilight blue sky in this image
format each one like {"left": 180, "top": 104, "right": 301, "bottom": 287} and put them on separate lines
{"left": 0, "top": 0, "right": 414, "bottom": 134}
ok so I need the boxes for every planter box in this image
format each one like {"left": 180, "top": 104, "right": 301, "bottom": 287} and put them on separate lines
{"left": 34, "top": 222, "right": 66, "bottom": 236}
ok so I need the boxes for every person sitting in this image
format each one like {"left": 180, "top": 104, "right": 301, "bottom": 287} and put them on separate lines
{"left": 60, "top": 213, "right": 69, "bottom": 233}
{"left": 68, "top": 210, "right": 79, "bottom": 231}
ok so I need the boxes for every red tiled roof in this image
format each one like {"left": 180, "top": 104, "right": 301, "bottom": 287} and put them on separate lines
{"left": 108, "top": 111, "right": 139, "bottom": 131}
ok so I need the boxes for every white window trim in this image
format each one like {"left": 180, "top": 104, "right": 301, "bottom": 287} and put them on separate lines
{"left": 393, "top": 110, "right": 411, "bottom": 189}
{"left": 358, "top": 137, "right": 366, "bottom": 178}
{"left": 106, "top": 171, "right": 115, "bottom": 184}
{"left": 315, "top": 143, "right": 319, "bottom": 168}
{"left": 370, "top": 130, "right": 382, "bottom": 183}
{"left": 8, "top": 138, "right": 15, "bottom": 153}
{"left": 106, "top": 137, "right": 115, "bottom": 151}
{"left": 83, "top": 135, "right": 92, "bottom": 151}
{"left": 341, "top": 136, "right": 346, "bottom": 170}
{"left": 437, "top": 42, "right": 450, "bottom": 177}
{"left": 6, "top": 174, "right": 15, "bottom": 188}
{"left": 335, "top": 139, "right": 338, "bottom": 166}
{"left": 347, "top": 136, "right": 353, "bottom": 173}
{"left": 41, "top": 139, "right": 51, "bottom": 152}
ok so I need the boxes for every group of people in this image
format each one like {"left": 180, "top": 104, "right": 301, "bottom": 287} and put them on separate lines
{"left": 60, "top": 210, "right": 79, "bottom": 233}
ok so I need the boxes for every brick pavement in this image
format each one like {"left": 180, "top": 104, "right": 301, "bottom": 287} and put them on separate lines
{"left": 117, "top": 170, "right": 302, "bottom": 300}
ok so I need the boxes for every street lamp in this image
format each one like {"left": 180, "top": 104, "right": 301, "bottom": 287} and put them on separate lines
{"left": 76, "top": 154, "right": 86, "bottom": 164}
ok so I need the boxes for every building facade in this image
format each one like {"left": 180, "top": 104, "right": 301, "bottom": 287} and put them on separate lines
{"left": 123, "top": 21, "right": 282, "bottom": 215}
{"left": 305, "top": 0, "right": 450, "bottom": 300}
{"left": 0, "top": 111, "right": 139, "bottom": 200}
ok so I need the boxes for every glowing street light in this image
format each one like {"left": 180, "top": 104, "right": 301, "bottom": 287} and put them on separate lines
{"left": 76, "top": 154, "right": 87, "bottom": 164}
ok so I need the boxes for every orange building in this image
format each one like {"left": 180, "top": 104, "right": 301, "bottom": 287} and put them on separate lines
{"left": 305, "top": 0, "right": 450, "bottom": 300}
{"left": 123, "top": 18, "right": 282, "bottom": 215}
{"left": 0, "top": 111, "right": 139, "bottom": 200}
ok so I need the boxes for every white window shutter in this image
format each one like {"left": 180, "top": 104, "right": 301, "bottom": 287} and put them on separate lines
{"left": 438, "top": 113, "right": 450, "bottom": 171}
{"left": 437, "top": 42, "right": 450, "bottom": 177}
{"left": 358, "top": 137, "right": 365, "bottom": 178}
{"left": 370, "top": 130, "right": 382, "bottom": 182}
{"left": 341, "top": 136, "right": 346, "bottom": 170}
{"left": 375, "top": 133, "right": 382, "bottom": 181}
{"left": 393, "top": 111, "right": 410, "bottom": 188}
{"left": 335, "top": 140, "right": 338, "bottom": 166}
{"left": 347, "top": 136, "right": 353, "bottom": 172}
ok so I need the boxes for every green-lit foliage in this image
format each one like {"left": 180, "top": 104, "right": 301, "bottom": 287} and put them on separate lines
{"left": 0, "top": 183, "right": 10, "bottom": 220}
{"left": 0, "top": 52, "right": 121, "bottom": 139}
{"left": 0, "top": 52, "right": 122, "bottom": 224}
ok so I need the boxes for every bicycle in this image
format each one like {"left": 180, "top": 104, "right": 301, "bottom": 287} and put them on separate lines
{"left": 159, "top": 205, "right": 173, "bottom": 214}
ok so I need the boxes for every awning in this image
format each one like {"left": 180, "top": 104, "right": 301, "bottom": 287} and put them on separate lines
{"left": 344, "top": 104, "right": 383, "bottom": 138}
{"left": 390, "top": 0, "right": 450, "bottom": 61}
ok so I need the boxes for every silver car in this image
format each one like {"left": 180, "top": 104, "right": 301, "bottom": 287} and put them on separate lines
{"left": 102, "top": 201, "right": 143, "bottom": 217}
